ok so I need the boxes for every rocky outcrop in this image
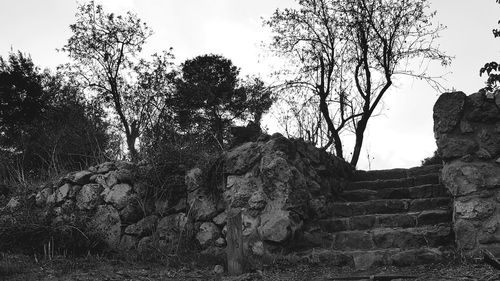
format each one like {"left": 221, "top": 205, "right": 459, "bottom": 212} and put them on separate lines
{"left": 434, "top": 90, "right": 500, "bottom": 256}
{"left": 187, "top": 133, "right": 353, "bottom": 258}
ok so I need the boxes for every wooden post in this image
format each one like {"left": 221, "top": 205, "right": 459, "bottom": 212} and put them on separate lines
{"left": 226, "top": 209, "right": 244, "bottom": 275}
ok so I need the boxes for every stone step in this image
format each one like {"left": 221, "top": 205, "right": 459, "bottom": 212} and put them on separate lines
{"left": 341, "top": 184, "right": 449, "bottom": 202}
{"left": 299, "top": 247, "right": 449, "bottom": 270}
{"left": 353, "top": 164, "right": 442, "bottom": 182}
{"left": 327, "top": 197, "right": 451, "bottom": 217}
{"left": 318, "top": 209, "right": 452, "bottom": 232}
{"left": 345, "top": 173, "right": 440, "bottom": 191}
{"left": 330, "top": 224, "right": 452, "bottom": 251}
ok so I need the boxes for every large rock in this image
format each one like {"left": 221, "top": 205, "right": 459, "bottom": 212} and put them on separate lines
{"left": 442, "top": 161, "right": 500, "bottom": 196}
{"left": 188, "top": 190, "right": 218, "bottom": 221}
{"left": 157, "top": 213, "right": 189, "bottom": 241}
{"left": 55, "top": 183, "right": 72, "bottom": 204}
{"left": 124, "top": 215, "right": 158, "bottom": 237}
{"left": 436, "top": 134, "right": 477, "bottom": 159}
{"left": 433, "top": 91, "right": 466, "bottom": 133}
{"left": 76, "top": 184, "right": 103, "bottom": 210}
{"left": 223, "top": 142, "right": 262, "bottom": 175}
{"left": 196, "top": 222, "right": 220, "bottom": 247}
{"left": 90, "top": 205, "right": 122, "bottom": 249}
{"left": 36, "top": 188, "right": 52, "bottom": 207}
{"left": 258, "top": 210, "right": 296, "bottom": 243}
{"left": 224, "top": 175, "right": 259, "bottom": 208}
{"left": 104, "top": 183, "right": 135, "bottom": 210}
{"left": 73, "top": 170, "right": 93, "bottom": 185}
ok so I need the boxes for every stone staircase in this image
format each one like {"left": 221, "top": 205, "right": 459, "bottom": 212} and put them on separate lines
{"left": 304, "top": 164, "right": 454, "bottom": 270}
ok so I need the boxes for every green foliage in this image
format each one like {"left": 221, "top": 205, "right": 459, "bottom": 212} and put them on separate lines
{"left": 62, "top": 1, "right": 175, "bottom": 160}
{"left": 0, "top": 52, "right": 111, "bottom": 181}
{"left": 0, "top": 192, "right": 106, "bottom": 257}
{"left": 174, "top": 54, "right": 273, "bottom": 146}
{"left": 421, "top": 150, "right": 442, "bottom": 166}
{"left": 480, "top": 1, "right": 500, "bottom": 90}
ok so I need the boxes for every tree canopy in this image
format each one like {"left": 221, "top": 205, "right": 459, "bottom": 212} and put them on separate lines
{"left": 0, "top": 52, "right": 110, "bottom": 178}
{"left": 174, "top": 54, "right": 273, "bottom": 147}
{"left": 62, "top": 0, "right": 174, "bottom": 160}
{"left": 266, "top": 0, "right": 450, "bottom": 166}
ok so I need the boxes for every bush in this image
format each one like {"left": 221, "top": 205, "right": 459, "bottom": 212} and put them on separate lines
{"left": 0, "top": 190, "right": 107, "bottom": 257}
{"left": 421, "top": 150, "right": 443, "bottom": 166}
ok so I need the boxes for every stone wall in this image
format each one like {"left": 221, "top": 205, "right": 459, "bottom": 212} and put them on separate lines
{"left": 433, "top": 90, "right": 500, "bottom": 256}
{"left": 2, "top": 133, "right": 353, "bottom": 258}
{"left": 187, "top": 133, "right": 353, "bottom": 259}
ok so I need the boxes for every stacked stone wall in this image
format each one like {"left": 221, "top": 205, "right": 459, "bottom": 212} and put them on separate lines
{"left": 434, "top": 90, "right": 500, "bottom": 256}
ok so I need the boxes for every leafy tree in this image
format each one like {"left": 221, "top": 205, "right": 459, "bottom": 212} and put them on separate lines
{"left": 62, "top": 1, "right": 174, "bottom": 160}
{"left": 265, "top": 0, "right": 450, "bottom": 167}
{"left": 0, "top": 52, "right": 110, "bottom": 178}
{"left": 174, "top": 54, "right": 273, "bottom": 147}
{"left": 480, "top": 0, "right": 500, "bottom": 90}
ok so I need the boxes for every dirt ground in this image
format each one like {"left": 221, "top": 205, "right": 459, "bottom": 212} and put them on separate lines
{"left": 1, "top": 254, "right": 499, "bottom": 281}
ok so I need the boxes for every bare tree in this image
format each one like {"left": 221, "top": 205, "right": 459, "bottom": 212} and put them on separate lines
{"left": 265, "top": 0, "right": 451, "bottom": 167}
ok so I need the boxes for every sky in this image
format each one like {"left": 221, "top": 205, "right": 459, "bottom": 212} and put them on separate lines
{"left": 1, "top": 0, "right": 499, "bottom": 170}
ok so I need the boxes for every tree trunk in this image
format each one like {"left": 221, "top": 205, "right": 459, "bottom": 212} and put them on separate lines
{"left": 126, "top": 134, "right": 138, "bottom": 162}
{"left": 350, "top": 119, "right": 367, "bottom": 167}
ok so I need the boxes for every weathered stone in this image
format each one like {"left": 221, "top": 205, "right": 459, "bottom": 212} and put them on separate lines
{"left": 477, "top": 129, "right": 500, "bottom": 156}
{"left": 46, "top": 193, "right": 56, "bottom": 205}
{"left": 442, "top": 161, "right": 500, "bottom": 196}
{"left": 436, "top": 134, "right": 477, "bottom": 159}
{"left": 214, "top": 237, "right": 226, "bottom": 247}
{"left": 119, "top": 202, "right": 142, "bottom": 224}
{"left": 36, "top": 188, "right": 52, "bottom": 207}
{"left": 258, "top": 210, "right": 294, "bottom": 242}
{"left": 466, "top": 92, "right": 500, "bottom": 123}
{"left": 433, "top": 91, "right": 466, "bottom": 133}
{"left": 55, "top": 183, "right": 71, "bottom": 203}
{"left": 213, "top": 264, "right": 224, "bottom": 274}
{"left": 460, "top": 120, "right": 474, "bottom": 134}
{"left": 223, "top": 142, "right": 261, "bottom": 175}
{"left": 251, "top": 241, "right": 265, "bottom": 256}
{"left": 242, "top": 212, "right": 260, "bottom": 236}
{"left": 90, "top": 205, "right": 121, "bottom": 249}
{"left": 248, "top": 190, "right": 267, "bottom": 211}
{"left": 196, "top": 222, "right": 220, "bottom": 247}
{"left": 105, "top": 171, "right": 119, "bottom": 187}
{"left": 76, "top": 184, "right": 103, "bottom": 210}
{"left": 97, "top": 162, "right": 116, "bottom": 174}
{"left": 68, "top": 185, "right": 81, "bottom": 199}
{"left": 119, "top": 235, "right": 138, "bottom": 251}
{"left": 104, "top": 183, "right": 134, "bottom": 210}
{"left": 188, "top": 190, "right": 218, "bottom": 221}
{"left": 212, "top": 211, "right": 227, "bottom": 226}
{"left": 225, "top": 175, "right": 258, "bottom": 208}
{"left": 455, "top": 198, "right": 495, "bottom": 219}
{"left": 124, "top": 215, "right": 158, "bottom": 237}
{"left": 73, "top": 170, "right": 93, "bottom": 185}
{"left": 455, "top": 220, "right": 477, "bottom": 250}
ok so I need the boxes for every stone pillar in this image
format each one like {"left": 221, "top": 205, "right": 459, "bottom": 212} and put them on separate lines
{"left": 434, "top": 90, "right": 500, "bottom": 256}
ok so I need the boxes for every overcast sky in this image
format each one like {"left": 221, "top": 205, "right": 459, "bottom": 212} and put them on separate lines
{"left": 1, "top": 0, "right": 499, "bottom": 170}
